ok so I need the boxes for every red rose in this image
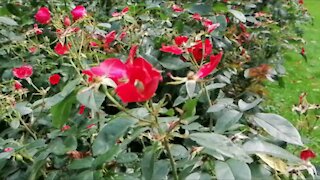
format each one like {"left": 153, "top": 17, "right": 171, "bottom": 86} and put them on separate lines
{"left": 71, "top": 5, "right": 86, "bottom": 21}
{"left": 196, "top": 52, "right": 223, "bottom": 79}
{"left": 174, "top": 36, "right": 188, "bottom": 46}
{"left": 28, "top": 46, "right": 37, "bottom": 54}
{"left": 64, "top": 16, "right": 71, "bottom": 27}
{"left": 49, "top": 74, "right": 61, "bottom": 85}
{"left": 12, "top": 65, "right": 33, "bottom": 79}
{"left": 14, "top": 80, "right": 22, "bottom": 90}
{"left": 112, "top": 7, "right": 129, "bottom": 17}
{"left": 192, "top": 13, "right": 202, "bottom": 21}
{"left": 300, "top": 149, "right": 316, "bottom": 161}
{"left": 34, "top": 7, "right": 51, "bottom": 24}
{"left": 187, "top": 39, "right": 212, "bottom": 62}
{"left": 87, "top": 124, "right": 96, "bottom": 129}
{"left": 104, "top": 30, "right": 117, "bottom": 49}
{"left": 160, "top": 45, "right": 184, "bottom": 55}
{"left": 172, "top": 4, "right": 184, "bottom": 13}
{"left": 115, "top": 45, "right": 162, "bottom": 103}
{"left": 79, "top": 105, "right": 86, "bottom": 114}
{"left": 84, "top": 45, "right": 162, "bottom": 103}
{"left": 54, "top": 42, "right": 70, "bottom": 55}
{"left": 3, "top": 147, "right": 13, "bottom": 152}
{"left": 61, "top": 125, "right": 71, "bottom": 131}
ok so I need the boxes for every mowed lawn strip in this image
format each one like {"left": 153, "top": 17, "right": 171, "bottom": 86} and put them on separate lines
{"left": 264, "top": 0, "right": 320, "bottom": 164}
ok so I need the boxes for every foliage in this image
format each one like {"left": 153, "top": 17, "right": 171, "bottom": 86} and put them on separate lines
{"left": 0, "top": 0, "right": 317, "bottom": 179}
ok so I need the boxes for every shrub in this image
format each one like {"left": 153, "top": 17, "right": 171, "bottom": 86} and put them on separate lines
{"left": 0, "top": 0, "right": 317, "bottom": 179}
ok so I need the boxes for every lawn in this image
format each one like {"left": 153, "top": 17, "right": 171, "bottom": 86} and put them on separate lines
{"left": 264, "top": 0, "right": 320, "bottom": 164}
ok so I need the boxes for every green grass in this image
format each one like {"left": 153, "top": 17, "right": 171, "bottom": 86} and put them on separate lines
{"left": 264, "top": 0, "right": 320, "bottom": 164}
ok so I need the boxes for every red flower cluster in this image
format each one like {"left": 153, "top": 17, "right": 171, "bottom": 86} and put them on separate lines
{"left": 161, "top": 36, "right": 223, "bottom": 79}
{"left": 300, "top": 149, "right": 316, "bottom": 161}
{"left": 84, "top": 45, "right": 162, "bottom": 103}
{"left": 12, "top": 65, "right": 33, "bottom": 79}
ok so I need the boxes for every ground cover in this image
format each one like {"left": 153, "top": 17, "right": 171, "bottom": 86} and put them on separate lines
{"left": 264, "top": 0, "right": 320, "bottom": 164}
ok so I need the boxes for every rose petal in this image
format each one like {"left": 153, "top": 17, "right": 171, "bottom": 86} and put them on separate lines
{"left": 160, "top": 45, "right": 184, "bottom": 55}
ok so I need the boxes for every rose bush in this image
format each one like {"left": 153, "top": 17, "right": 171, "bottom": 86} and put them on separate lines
{"left": 0, "top": 0, "right": 317, "bottom": 179}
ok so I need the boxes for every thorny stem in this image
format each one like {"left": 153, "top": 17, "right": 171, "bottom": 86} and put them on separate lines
{"left": 164, "top": 138, "right": 179, "bottom": 180}
{"left": 18, "top": 115, "right": 37, "bottom": 140}
{"left": 202, "top": 83, "right": 214, "bottom": 132}
{"left": 149, "top": 101, "right": 179, "bottom": 180}
{"left": 104, "top": 89, "right": 149, "bottom": 123}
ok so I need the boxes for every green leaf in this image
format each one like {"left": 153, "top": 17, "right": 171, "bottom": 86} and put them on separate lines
{"left": 159, "top": 56, "right": 191, "bottom": 70}
{"left": 188, "top": 4, "right": 212, "bottom": 15}
{"left": 186, "top": 80, "right": 197, "bottom": 98}
{"left": 14, "top": 102, "right": 32, "bottom": 115}
{"left": 185, "top": 172, "right": 212, "bottom": 180}
{"left": 190, "top": 133, "right": 252, "bottom": 163}
{"left": 92, "top": 117, "right": 136, "bottom": 156}
{"left": 226, "top": 159, "right": 252, "bottom": 180}
{"left": 124, "top": 14, "right": 137, "bottom": 24}
{"left": 9, "top": 119, "right": 19, "bottom": 129}
{"left": 50, "top": 136, "right": 77, "bottom": 155}
{"left": 207, "top": 98, "right": 234, "bottom": 113}
{"left": 151, "top": 160, "right": 170, "bottom": 180}
{"left": 215, "top": 109, "right": 243, "bottom": 133}
{"left": 42, "top": 78, "right": 80, "bottom": 108}
{"left": 250, "top": 163, "right": 273, "bottom": 180}
{"left": 51, "top": 93, "right": 76, "bottom": 128}
{"left": 93, "top": 145, "right": 121, "bottom": 168}
{"left": 141, "top": 146, "right": 169, "bottom": 180}
{"left": 238, "top": 98, "right": 262, "bottom": 112}
{"left": 229, "top": 9, "right": 246, "bottom": 22}
{"left": 68, "top": 157, "right": 94, "bottom": 170}
{"left": 72, "top": 170, "right": 94, "bottom": 180}
{"left": 243, "top": 139, "right": 301, "bottom": 163}
{"left": 252, "top": 113, "right": 303, "bottom": 146}
{"left": 141, "top": 148, "right": 156, "bottom": 180}
{"left": 0, "top": 16, "right": 18, "bottom": 26}
{"left": 182, "top": 99, "right": 197, "bottom": 119}
{"left": 117, "top": 152, "right": 138, "bottom": 163}
{"left": 76, "top": 88, "right": 105, "bottom": 112}
{"left": 215, "top": 161, "right": 235, "bottom": 180}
